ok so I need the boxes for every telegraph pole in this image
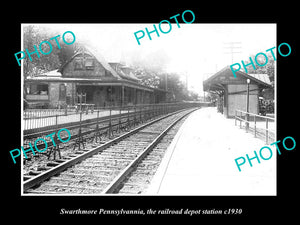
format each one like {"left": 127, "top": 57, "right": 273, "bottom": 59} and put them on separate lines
{"left": 223, "top": 42, "right": 242, "bottom": 64}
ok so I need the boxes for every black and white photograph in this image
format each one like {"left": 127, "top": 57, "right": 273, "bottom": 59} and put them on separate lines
{"left": 20, "top": 23, "right": 277, "bottom": 195}
{"left": 3, "top": 6, "right": 298, "bottom": 220}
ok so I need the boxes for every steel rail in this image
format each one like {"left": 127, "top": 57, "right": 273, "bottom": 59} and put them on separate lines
{"left": 23, "top": 115, "right": 141, "bottom": 153}
{"left": 23, "top": 107, "right": 190, "bottom": 156}
{"left": 23, "top": 108, "right": 196, "bottom": 192}
{"left": 101, "top": 108, "right": 197, "bottom": 194}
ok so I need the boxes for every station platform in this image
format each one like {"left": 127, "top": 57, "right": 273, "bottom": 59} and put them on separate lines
{"left": 146, "top": 107, "right": 276, "bottom": 195}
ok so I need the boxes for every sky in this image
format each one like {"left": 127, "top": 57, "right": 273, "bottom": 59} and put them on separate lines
{"left": 23, "top": 23, "right": 276, "bottom": 95}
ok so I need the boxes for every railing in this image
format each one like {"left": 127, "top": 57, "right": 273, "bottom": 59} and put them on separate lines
{"left": 235, "top": 109, "right": 275, "bottom": 144}
{"left": 21, "top": 102, "right": 206, "bottom": 161}
{"left": 23, "top": 102, "right": 202, "bottom": 133}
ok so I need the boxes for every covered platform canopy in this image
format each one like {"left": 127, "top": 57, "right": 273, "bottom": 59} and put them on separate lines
{"left": 203, "top": 66, "right": 272, "bottom": 117}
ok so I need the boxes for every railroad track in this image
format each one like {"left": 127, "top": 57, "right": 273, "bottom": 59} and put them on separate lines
{"left": 23, "top": 109, "right": 148, "bottom": 152}
{"left": 107, "top": 115, "right": 188, "bottom": 194}
{"left": 23, "top": 108, "right": 197, "bottom": 194}
{"left": 22, "top": 104, "right": 191, "bottom": 160}
{"left": 22, "top": 106, "right": 192, "bottom": 173}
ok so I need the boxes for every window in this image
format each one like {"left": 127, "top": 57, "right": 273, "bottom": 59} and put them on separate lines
{"left": 29, "top": 84, "right": 48, "bottom": 95}
{"left": 74, "top": 57, "right": 94, "bottom": 70}
{"left": 85, "top": 59, "right": 94, "bottom": 70}
{"left": 74, "top": 59, "right": 84, "bottom": 70}
{"left": 105, "top": 70, "right": 111, "bottom": 77}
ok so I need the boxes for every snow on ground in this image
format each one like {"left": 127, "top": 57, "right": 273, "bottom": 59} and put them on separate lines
{"left": 148, "top": 107, "right": 276, "bottom": 195}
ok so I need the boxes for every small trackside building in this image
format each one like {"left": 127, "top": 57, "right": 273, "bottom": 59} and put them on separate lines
{"left": 24, "top": 47, "right": 167, "bottom": 109}
{"left": 203, "top": 66, "right": 273, "bottom": 118}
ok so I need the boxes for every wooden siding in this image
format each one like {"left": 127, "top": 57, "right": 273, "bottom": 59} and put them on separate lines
{"left": 62, "top": 53, "right": 113, "bottom": 78}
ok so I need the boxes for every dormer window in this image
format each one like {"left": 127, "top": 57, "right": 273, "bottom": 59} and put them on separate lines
{"left": 74, "top": 59, "right": 84, "bottom": 70}
{"left": 74, "top": 56, "right": 94, "bottom": 70}
{"left": 85, "top": 59, "right": 94, "bottom": 70}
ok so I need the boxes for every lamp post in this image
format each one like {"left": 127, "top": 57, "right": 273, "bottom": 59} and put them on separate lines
{"left": 246, "top": 78, "right": 250, "bottom": 132}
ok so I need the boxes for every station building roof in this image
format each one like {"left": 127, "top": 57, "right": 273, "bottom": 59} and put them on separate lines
{"left": 203, "top": 66, "right": 272, "bottom": 93}
{"left": 25, "top": 44, "right": 167, "bottom": 93}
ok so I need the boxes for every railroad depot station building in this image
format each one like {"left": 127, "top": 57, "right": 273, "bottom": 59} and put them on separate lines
{"left": 24, "top": 47, "right": 167, "bottom": 109}
{"left": 203, "top": 66, "right": 273, "bottom": 118}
